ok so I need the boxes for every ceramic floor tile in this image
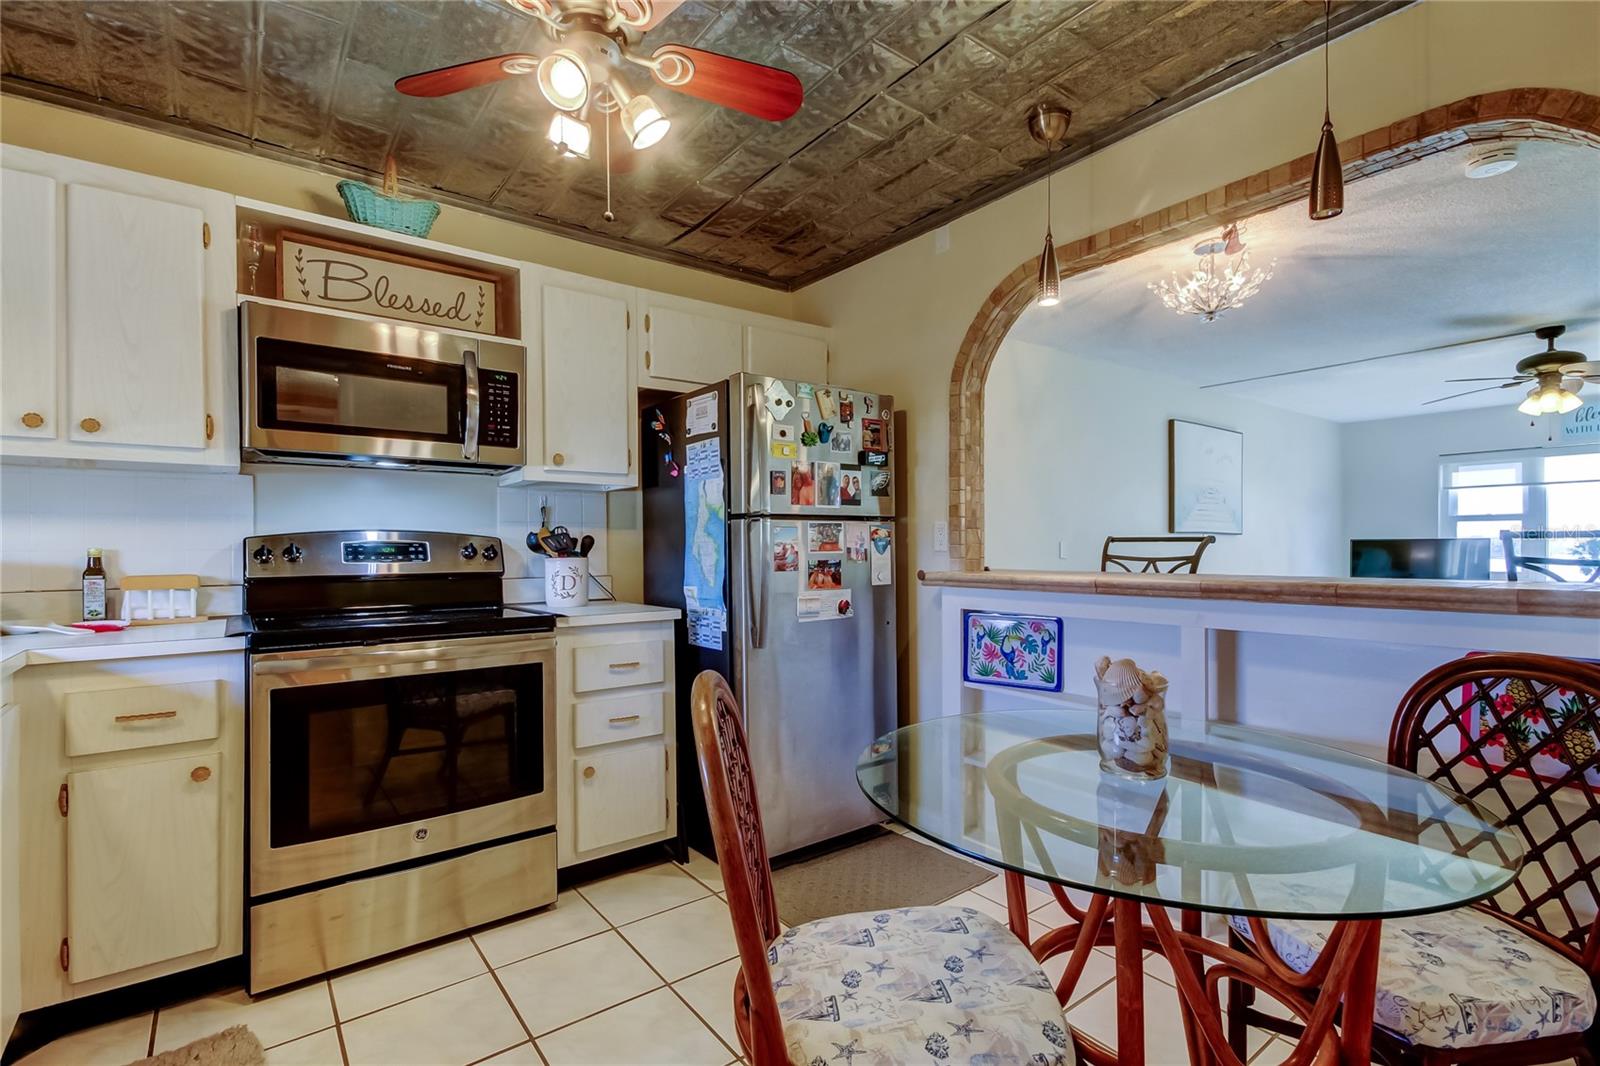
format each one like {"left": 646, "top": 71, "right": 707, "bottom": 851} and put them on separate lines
{"left": 671, "top": 958, "right": 741, "bottom": 1050}
{"left": 943, "top": 889, "right": 1011, "bottom": 925}
{"left": 497, "top": 930, "right": 661, "bottom": 1036}
{"left": 1249, "top": 1035, "right": 1295, "bottom": 1065}
{"left": 155, "top": 983, "right": 334, "bottom": 1054}
{"left": 973, "top": 874, "right": 1050, "bottom": 912}
{"left": 340, "top": 973, "right": 526, "bottom": 1066}
{"left": 1040, "top": 947, "right": 1118, "bottom": 1008}
{"left": 577, "top": 863, "right": 710, "bottom": 925}
{"left": 677, "top": 849, "right": 725, "bottom": 892}
{"left": 264, "top": 1026, "right": 345, "bottom": 1065}
{"left": 619, "top": 895, "right": 738, "bottom": 982}
{"left": 1062, "top": 971, "right": 1191, "bottom": 1065}
{"left": 17, "top": 1012, "right": 152, "bottom": 1066}
{"left": 474, "top": 1044, "right": 545, "bottom": 1065}
{"left": 536, "top": 987, "right": 731, "bottom": 1066}
{"left": 474, "top": 891, "right": 609, "bottom": 969}
{"left": 332, "top": 937, "right": 486, "bottom": 1021}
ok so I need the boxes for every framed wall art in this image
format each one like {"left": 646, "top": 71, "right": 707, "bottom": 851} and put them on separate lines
{"left": 1169, "top": 419, "right": 1243, "bottom": 535}
{"left": 963, "top": 611, "right": 1063, "bottom": 692}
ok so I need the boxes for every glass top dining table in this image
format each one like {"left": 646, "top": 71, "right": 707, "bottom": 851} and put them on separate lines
{"left": 855, "top": 708, "right": 1525, "bottom": 921}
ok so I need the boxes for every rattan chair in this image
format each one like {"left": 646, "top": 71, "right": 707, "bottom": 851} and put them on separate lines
{"left": 1229, "top": 653, "right": 1600, "bottom": 1065}
{"left": 688, "top": 669, "right": 1112, "bottom": 1066}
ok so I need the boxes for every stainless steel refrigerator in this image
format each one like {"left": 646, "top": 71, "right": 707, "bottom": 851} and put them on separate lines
{"left": 643, "top": 372, "right": 898, "bottom": 858}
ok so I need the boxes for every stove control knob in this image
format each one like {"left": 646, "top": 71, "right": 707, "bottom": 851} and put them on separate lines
{"left": 481, "top": 543, "right": 499, "bottom": 562}
{"left": 460, "top": 543, "right": 478, "bottom": 560}
{"left": 252, "top": 545, "right": 274, "bottom": 567}
{"left": 282, "top": 543, "right": 304, "bottom": 564}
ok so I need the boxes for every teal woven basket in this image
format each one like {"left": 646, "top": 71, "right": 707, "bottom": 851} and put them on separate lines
{"left": 337, "top": 159, "right": 440, "bottom": 238}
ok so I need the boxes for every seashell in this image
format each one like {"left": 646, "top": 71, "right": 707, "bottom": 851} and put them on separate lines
{"left": 1095, "top": 659, "right": 1146, "bottom": 705}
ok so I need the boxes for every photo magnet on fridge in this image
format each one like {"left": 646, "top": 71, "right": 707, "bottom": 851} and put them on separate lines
{"left": 861, "top": 418, "right": 887, "bottom": 453}
{"left": 806, "top": 558, "right": 842, "bottom": 590}
{"left": 838, "top": 393, "right": 855, "bottom": 425}
{"left": 790, "top": 462, "right": 816, "bottom": 506}
{"left": 840, "top": 470, "right": 862, "bottom": 506}
{"left": 845, "top": 523, "right": 868, "bottom": 561}
{"left": 772, "top": 523, "right": 801, "bottom": 572}
{"left": 830, "top": 429, "right": 854, "bottom": 454}
{"left": 769, "top": 469, "right": 787, "bottom": 496}
{"left": 807, "top": 521, "right": 843, "bottom": 553}
{"left": 818, "top": 461, "right": 841, "bottom": 507}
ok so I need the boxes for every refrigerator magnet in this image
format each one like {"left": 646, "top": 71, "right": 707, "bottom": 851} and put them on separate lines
{"left": 806, "top": 521, "right": 843, "bottom": 553}
{"left": 817, "top": 462, "right": 841, "bottom": 507}
{"left": 796, "top": 382, "right": 815, "bottom": 401}
{"left": 769, "top": 468, "right": 787, "bottom": 496}
{"left": 870, "top": 525, "right": 892, "bottom": 586}
{"left": 829, "top": 428, "right": 854, "bottom": 454}
{"left": 685, "top": 391, "right": 718, "bottom": 436}
{"left": 870, "top": 470, "right": 891, "bottom": 497}
{"left": 764, "top": 380, "right": 795, "bottom": 421}
{"left": 796, "top": 592, "right": 824, "bottom": 622}
{"left": 771, "top": 441, "right": 798, "bottom": 460}
{"left": 816, "top": 387, "right": 836, "bottom": 420}
{"left": 861, "top": 418, "right": 887, "bottom": 453}
{"left": 838, "top": 393, "right": 855, "bottom": 425}
{"left": 862, "top": 450, "right": 888, "bottom": 468}
{"left": 805, "top": 558, "right": 842, "bottom": 590}
{"left": 840, "top": 471, "right": 862, "bottom": 506}
{"left": 845, "top": 523, "right": 868, "bottom": 561}
{"left": 790, "top": 462, "right": 816, "bottom": 506}
{"left": 772, "top": 524, "right": 801, "bottom": 572}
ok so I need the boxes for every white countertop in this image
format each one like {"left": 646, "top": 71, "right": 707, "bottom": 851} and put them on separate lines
{"left": 0, "top": 619, "right": 245, "bottom": 684}
{"left": 519, "top": 601, "right": 681, "bottom": 627}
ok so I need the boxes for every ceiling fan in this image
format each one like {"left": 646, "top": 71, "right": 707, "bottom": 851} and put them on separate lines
{"left": 1425, "top": 324, "right": 1596, "bottom": 415}
{"left": 394, "top": 0, "right": 804, "bottom": 165}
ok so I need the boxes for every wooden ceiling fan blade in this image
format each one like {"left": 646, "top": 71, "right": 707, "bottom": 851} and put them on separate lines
{"left": 1442, "top": 377, "right": 1525, "bottom": 383}
{"left": 395, "top": 54, "right": 537, "bottom": 98}
{"left": 625, "top": 0, "right": 683, "bottom": 31}
{"left": 1422, "top": 383, "right": 1523, "bottom": 406}
{"left": 652, "top": 46, "right": 803, "bottom": 121}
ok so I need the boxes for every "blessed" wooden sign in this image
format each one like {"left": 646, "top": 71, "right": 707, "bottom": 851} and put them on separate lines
{"left": 278, "top": 231, "right": 499, "bottom": 335}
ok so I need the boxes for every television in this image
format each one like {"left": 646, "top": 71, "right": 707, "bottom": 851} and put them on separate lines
{"left": 1351, "top": 538, "right": 1492, "bottom": 580}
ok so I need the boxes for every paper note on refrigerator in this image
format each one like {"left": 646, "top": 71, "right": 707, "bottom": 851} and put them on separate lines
{"left": 870, "top": 524, "right": 892, "bottom": 586}
{"left": 797, "top": 589, "right": 852, "bottom": 622}
{"left": 682, "top": 437, "right": 726, "bottom": 650}
{"left": 685, "top": 391, "right": 718, "bottom": 437}
{"left": 688, "top": 607, "right": 724, "bottom": 650}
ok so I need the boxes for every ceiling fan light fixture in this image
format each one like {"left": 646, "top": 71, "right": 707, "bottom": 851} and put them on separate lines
{"left": 1027, "top": 103, "right": 1071, "bottom": 310}
{"left": 547, "top": 112, "right": 591, "bottom": 158}
{"left": 537, "top": 50, "right": 589, "bottom": 111}
{"left": 622, "top": 93, "right": 671, "bottom": 150}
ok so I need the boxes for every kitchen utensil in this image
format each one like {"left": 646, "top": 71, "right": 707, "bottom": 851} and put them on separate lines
{"left": 540, "top": 526, "right": 577, "bottom": 557}
{"left": 578, "top": 534, "right": 595, "bottom": 558}
{"left": 72, "top": 621, "right": 129, "bottom": 632}
{"left": 1, "top": 621, "right": 91, "bottom": 636}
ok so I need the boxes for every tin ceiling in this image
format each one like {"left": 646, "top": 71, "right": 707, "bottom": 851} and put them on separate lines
{"left": 0, "top": 0, "right": 1406, "bottom": 290}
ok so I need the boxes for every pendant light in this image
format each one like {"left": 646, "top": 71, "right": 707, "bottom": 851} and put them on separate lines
{"left": 1308, "top": 0, "right": 1343, "bottom": 220}
{"left": 1027, "top": 104, "right": 1072, "bottom": 308}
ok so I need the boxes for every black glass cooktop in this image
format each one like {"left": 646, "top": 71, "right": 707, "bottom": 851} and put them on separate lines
{"left": 238, "top": 605, "right": 556, "bottom": 652}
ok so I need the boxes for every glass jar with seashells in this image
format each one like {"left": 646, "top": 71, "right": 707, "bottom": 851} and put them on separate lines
{"left": 1093, "top": 656, "right": 1170, "bottom": 781}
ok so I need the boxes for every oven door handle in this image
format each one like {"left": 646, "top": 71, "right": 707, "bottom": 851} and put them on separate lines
{"left": 462, "top": 349, "right": 481, "bottom": 461}
{"left": 250, "top": 634, "right": 554, "bottom": 675}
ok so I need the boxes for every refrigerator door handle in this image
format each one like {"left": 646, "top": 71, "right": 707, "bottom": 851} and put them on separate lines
{"left": 747, "top": 517, "right": 768, "bottom": 649}
{"left": 746, "top": 382, "right": 766, "bottom": 511}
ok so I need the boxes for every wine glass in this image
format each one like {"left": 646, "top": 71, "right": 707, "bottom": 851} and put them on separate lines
{"left": 240, "top": 222, "right": 264, "bottom": 295}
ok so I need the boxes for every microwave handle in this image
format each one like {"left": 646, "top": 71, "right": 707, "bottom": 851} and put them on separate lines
{"left": 462, "top": 349, "right": 481, "bottom": 461}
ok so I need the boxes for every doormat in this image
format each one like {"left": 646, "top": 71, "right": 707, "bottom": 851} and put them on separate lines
{"left": 128, "top": 1025, "right": 264, "bottom": 1066}
{"left": 771, "top": 828, "right": 992, "bottom": 927}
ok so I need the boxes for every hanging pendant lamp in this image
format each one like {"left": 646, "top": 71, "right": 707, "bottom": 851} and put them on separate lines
{"left": 1308, "top": 0, "right": 1343, "bottom": 220}
{"left": 1027, "top": 104, "right": 1072, "bottom": 308}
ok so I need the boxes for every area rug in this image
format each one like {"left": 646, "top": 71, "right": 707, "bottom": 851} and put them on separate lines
{"left": 771, "top": 828, "right": 992, "bottom": 926}
{"left": 128, "top": 1025, "right": 265, "bottom": 1066}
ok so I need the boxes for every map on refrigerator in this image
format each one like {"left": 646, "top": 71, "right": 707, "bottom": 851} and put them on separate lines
{"left": 683, "top": 437, "right": 727, "bottom": 649}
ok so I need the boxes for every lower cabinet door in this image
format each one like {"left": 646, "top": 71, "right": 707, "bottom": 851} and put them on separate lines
{"left": 67, "top": 751, "right": 221, "bottom": 982}
{"left": 573, "top": 744, "right": 666, "bottom": 854}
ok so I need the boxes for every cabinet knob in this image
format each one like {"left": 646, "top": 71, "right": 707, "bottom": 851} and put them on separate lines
{"left": 552, "top": 452, "right": 565, "bottom": 466}
{"left": 582, "top": 765, "right": 596, "bottom": 780}
{"left": 190, "top": 766, "right": 212, "bottom": 783}
{"left": 20, "top": 412, "right": 43, "bottom": 429}
{"left": 79, "top": 417, "right": 101, "bottom": 434}
{"left": 205, "top": 413, "right": 215, "bottom": 441}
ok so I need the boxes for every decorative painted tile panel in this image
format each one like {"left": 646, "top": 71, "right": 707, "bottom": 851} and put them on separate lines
{"left": 963, "top": 611, "right": 1062, "bottom": 692}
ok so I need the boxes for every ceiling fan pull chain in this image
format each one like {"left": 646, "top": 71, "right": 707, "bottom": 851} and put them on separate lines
{"left": 603, "top": 107, "right": 616, "bottom": 223}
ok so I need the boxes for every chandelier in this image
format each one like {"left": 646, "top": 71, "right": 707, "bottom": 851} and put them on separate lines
{"left": 1149, "top": 224, "right": 1275, "bottom": 323}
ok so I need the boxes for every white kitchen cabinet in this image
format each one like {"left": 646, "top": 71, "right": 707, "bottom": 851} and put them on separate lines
{"left": 11, "top": 651, "right": 244, "bottom": 1010}
{"left": 640, "top": 294, "right": 743, "bottom": 389}
{"left": 0, "top": 147, "right": 237, "bottom": 471}
{"left": 745, "top": 322, "right": 829, "bottom": 382}
{"left": 1, "top": 704, "right": 21, "bottom": 1048}
{"left": 504, "top": 267, "right": 638, "bottom": 490}
{"left": 555, "top": 620, "right": 676, "bottom": 867}
{"left": 66, "top": 751, "right": 221, "bottom": 982}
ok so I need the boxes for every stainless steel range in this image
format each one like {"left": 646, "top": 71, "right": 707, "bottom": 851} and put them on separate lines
{"left": 241, "top": 530, "right": 557, "bottom": 992}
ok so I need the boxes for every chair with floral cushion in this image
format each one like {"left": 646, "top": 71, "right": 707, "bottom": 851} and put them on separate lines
{"left": 1227, "top": 653, "right": 1600, "bottom": 1065}
{"left": 688, "top": 669, "right": 1112, "bottom": 1066}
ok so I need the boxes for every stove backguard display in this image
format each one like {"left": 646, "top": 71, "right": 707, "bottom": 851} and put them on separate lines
{"left": 342, "top": 540, "right": 430, "bottom": 564}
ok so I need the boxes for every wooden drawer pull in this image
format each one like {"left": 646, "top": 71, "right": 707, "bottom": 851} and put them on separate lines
{"left": 20, "top": 412, "right": 43, "bottom": 429}
{"left": 608, "top": 714, "right": 642, "bottom": 725}
{"left": 190, "top": 766, "right": 211, "bottom": 783}
{"left": 582, "top": 765, "right": 596, "bottom": 779}
{"left": 114, "top": 710, "right": 178, "bottom": 723}
{"left": 609, "top": 661, "right": 642, "bottom": 670}
{"left": 80, "top": 417, "right": 101, "bottom": 433}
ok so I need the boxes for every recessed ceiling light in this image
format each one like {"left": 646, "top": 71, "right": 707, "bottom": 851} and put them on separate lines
{"left": 1465, "top": 144, "right": 1518, "bottom": 179}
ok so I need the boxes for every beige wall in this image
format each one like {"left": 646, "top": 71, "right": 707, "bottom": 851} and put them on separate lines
{"left": 790, "top": 0, "right": 1600, "bottom": 722}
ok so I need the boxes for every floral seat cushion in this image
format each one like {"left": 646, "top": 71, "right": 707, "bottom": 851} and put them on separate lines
{"left": 771, "top": 904, "right": 1076, "bottom": 1065}
{"left": 1228, "top": 905, "right": 1595, "bottom": 1049}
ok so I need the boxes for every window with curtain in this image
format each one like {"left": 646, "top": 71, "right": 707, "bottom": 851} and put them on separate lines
{"left": 1438, "top": 447, "right": 1600, "bottom": 577}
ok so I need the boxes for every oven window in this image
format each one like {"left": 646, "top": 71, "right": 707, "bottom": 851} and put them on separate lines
{"left": 267, "top": 663, "right": 545, "bottom": 848}
{"left": 257, "top": 337, "right": 462, "bottom": 443}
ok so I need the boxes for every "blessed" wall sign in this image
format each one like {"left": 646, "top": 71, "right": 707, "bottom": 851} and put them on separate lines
{"left": 277, "top": 231, "right": 499, "bottom": 335}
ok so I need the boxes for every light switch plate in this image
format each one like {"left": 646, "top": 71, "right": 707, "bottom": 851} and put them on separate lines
{"left": 933, "top": 225, "right": 951, "bottom": 254}
{"left": 933, "top": 521, "right": 949, "bottom": 552}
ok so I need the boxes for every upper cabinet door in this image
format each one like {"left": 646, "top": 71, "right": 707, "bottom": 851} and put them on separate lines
{"left": 1, "top": 169, "right": 60, "bottom": 441}
{"left": 543, "top": 281, "right": 631, "bottom": 477}
{"left": 66, "top": 183, "right": 207, "bottom": 450}
{"left": 745, "top": 324, "right": 827, "bottom": 383}
{"left": 643, "top": 299, "right": 742, "bottom": 385}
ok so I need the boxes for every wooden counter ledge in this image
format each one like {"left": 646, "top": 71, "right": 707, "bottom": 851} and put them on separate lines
{"left": 916, "top": 570, "right": 1600, "bottom": 619}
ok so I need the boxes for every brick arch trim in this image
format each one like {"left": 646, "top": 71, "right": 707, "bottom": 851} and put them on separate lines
{"left": 946, "top": 88, "right": 1600, "bottom": 571}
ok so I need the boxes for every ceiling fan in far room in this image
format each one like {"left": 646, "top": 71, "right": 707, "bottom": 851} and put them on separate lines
{"left": 1424, "top": 324, "right": 1597, "bottom": 415}
{"left": 394, "top": 0, "right": 803, "bottom": 179}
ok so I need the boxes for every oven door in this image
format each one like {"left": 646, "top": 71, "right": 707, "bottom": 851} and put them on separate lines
{"left": 249, "top": 633, "right": 556, "bottom": 897}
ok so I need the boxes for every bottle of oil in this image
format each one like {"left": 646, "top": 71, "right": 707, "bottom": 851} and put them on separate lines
{"left": 82, "top": 549, "right": 106, "bottom": 621}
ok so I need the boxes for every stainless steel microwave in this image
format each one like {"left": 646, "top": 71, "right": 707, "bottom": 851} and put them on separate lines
{"left": 241, "top": 301, "right": 526, "bottom": 472}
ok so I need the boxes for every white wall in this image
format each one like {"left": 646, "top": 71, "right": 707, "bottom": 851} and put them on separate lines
{"left": 1341, "top": 405, "right": 1573, "bottom": 543}
{"left": 791, "top": 1, "right": 1600, "bottom": 723}
{"left": 986, "top": 338, "right": 1344, "bottom": 576}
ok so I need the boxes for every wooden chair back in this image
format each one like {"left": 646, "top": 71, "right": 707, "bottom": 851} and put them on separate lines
{"left": 1500, "top": 529, "right": 1600, "bottom": 583}
{"left": 1101, "top": 535, "right": 1217, "bottom": 574}
{"left": 688, "top": 670, "right": 786, "bottom": 1062}
{"left": 1389, "top": 653, "right": 1600, "bottom": 970}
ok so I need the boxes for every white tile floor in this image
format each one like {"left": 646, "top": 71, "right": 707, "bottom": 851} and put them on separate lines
{"left": 16, "top": 837, "right": 1326, "bottom": 1066}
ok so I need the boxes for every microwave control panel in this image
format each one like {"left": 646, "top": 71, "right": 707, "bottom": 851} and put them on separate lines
{"left": 480, "top": 369, "right": 519, "bottom": 448}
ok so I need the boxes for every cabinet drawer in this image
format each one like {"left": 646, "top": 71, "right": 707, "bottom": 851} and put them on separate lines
{"left": 571, "top": 641, "right": 665, "bottom": 694}
{"left": 63, "top": 680, "right": 220, "bottom": 757}
{"left": 574, "top": 745, "right": 666, "bottom": 853}
{"left": 573, "top": 690, "right": 665, "bottom": 750}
